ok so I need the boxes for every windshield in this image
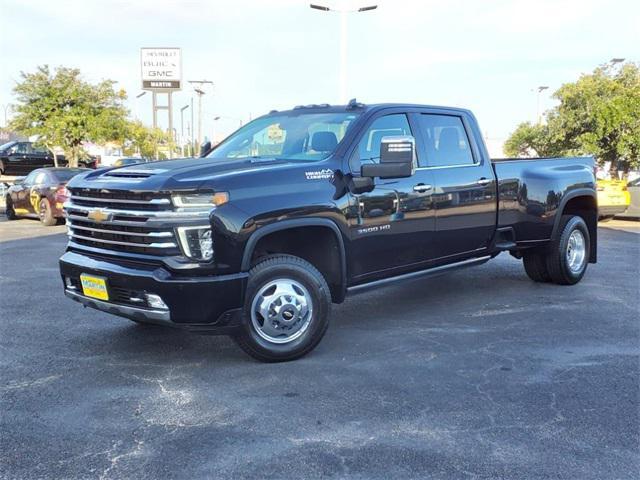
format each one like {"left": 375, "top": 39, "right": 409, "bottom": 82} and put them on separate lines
{"left": 207, "top": 112, "right": 359, "bottom": 162}
{"left": 0, "top": 141, "right": 17, "bottom": 152}
{"left": 52, "top": 168, "right": 89, "bottom": 182}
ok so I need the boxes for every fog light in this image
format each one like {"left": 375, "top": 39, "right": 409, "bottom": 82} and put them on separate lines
{"left": 65, "top": 277, "right": 76, "bottom": 290}
{"left": 177, "top": 226, "right": 214, "bottom": 261}
{"left": 145, "top": 293, "right": 168, "bottom": 310}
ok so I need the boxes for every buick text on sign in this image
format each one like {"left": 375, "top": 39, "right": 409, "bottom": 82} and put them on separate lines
{"left": 140, "top": 47, "right": 182, "bottom": 91}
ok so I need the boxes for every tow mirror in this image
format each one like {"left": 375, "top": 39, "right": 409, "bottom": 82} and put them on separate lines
{"left": 361, "top": 135, "right": 415, "bottom": 179}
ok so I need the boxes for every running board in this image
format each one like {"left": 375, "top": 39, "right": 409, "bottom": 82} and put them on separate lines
{"left": 347, "top": 256, "right": 492, "bottom": 295}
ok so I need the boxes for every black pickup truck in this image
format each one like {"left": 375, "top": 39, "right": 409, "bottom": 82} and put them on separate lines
{"left": 60, "top": 102, "right": 597, "bottom": 361}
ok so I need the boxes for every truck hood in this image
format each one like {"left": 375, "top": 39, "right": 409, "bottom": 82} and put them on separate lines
{"left": 68, "top": 156, "right": 298, "bottom": 192}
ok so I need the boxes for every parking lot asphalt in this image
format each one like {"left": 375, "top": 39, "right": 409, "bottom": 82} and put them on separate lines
{"left": 1, "top": 217, "right": 638, "bottom": 479}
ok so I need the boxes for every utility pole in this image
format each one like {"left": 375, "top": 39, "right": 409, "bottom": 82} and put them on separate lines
{"left": 188, "top": 80, "right": 213, "bottom": 150}
{"left": 310, "top": 3, "right": 377, "bottom": 104}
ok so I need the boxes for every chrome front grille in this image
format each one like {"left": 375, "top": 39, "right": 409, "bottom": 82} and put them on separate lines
{"left": 65, "top": 189, "right": 183, "bottom": 256}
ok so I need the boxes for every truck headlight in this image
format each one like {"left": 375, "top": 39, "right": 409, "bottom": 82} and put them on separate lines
{"left": 172, "top": 192, "right": 229, "bottom": 208}
{"left": 177, "top": 226, "right": 213, "bottom": 261}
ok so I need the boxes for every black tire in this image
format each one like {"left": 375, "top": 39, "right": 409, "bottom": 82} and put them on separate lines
{"left": 233, "top": 255, "right": 331, "bottom": 362}
{"left": 523, "top": 249, "right": 551, "bottom": 282}
{"left": 38, "top": 197, "right": 57, "bottom": 226}
{"left": 0, "top": 161, "right": 5, "bottom": 175}
{"left": 5, "top": 196, "right": 17, "bottom": 220}
{"left": 545, "top": 215, "right": 590, "bottom": 285}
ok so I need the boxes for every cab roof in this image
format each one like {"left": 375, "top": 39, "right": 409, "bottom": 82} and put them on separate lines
{"left": 266, "top": 100, "right": 472, "bottom": 117}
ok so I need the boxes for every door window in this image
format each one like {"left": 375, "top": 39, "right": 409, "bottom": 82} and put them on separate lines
{"left": 31, "top": 145, "right": 48, "bottom": 155}
{"left": 22, "top": 171, "right": 39, "bottom": 185}
{"left": 33, "top": 172, "right": 47, "bottom": 184}
{"left": 417, "top": 114, "right": 475, "bottom": 167}
{"left": 15, "top": 143, "right": 29, "bottom": 154}
{"left": 350, "top": 114, "right": 413, "bottom": 170}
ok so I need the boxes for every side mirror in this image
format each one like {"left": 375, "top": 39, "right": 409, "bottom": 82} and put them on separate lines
{"left": 199, "top": 141, "right": 212, "bottom": 157}
{"left": 13, "top": 176, "right": 26, "bottom": 185}
{"left": 361, "top": 135, "right": 415, "bottom": 179}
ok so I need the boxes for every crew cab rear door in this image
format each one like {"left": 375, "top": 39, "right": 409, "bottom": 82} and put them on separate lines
{"left": 414, "top": 111, "right": 497, "bottom": 259}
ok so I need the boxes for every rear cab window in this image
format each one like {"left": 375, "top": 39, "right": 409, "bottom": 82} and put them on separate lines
{"left": 417, "top": 114, "right": 475, "bottom": 167}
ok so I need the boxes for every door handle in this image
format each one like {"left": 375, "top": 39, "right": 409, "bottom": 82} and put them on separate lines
{"left": 413, "top": 184, "right": 432, "bottom": 193}
{"left": 476, "top": 177, "right": 492, "bottom": 185}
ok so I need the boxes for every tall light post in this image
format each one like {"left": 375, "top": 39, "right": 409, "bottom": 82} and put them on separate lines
{"left": 609, "top": 57, "right": 625, "bottom": 74}
{"left": 2, "top": 104, "right": 13, "bottom": 127}
{"left": 310, "top": 3, "right": 377, "bottom": 104}
{"left": 134, "top": 91, "right": 146, "bottom": 121}
{"left": 188, "top": 80, "right": 214, "bottom": 148}
{"left": 180, "top": 104, "right": 189, "bottom": 156}
{"left": 536, "top": 85, "right": 549, "bottom": 124}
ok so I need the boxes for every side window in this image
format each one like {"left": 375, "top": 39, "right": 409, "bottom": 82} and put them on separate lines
{"left": 23, "top": 171, "right": 38, "bottom": 185}
{"left": 350, "top": 114, "right": 413, "bottom": 170}
{"left": 32, "top": 145, "right": 48, "bottom": 155}
{"left": 15, "top": 143, "right": 29, "bottom": 154}
{"left": 33, "top": 172, "right": 47, "bottom": 184}
{"left": 418, "top": 114, "right": 475, "bottom": 167}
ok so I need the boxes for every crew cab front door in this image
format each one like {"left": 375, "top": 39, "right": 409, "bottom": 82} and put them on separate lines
{"left": 415, "top": 112, "right": 497, "bottom": 259}
{"left": 347, "top": 112, "right": 436, "bottom": 281}
{"left": 6, "top": 142, "right": 30, "bottom": 175}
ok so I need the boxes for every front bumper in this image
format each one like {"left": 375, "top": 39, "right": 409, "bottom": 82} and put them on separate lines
{"left": 60, "top": 251, "right": 248, "bottom": 334}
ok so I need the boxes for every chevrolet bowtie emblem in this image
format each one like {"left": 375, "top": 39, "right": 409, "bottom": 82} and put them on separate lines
{"left": 87, "top": 209, "right": 112, "bottom": 223}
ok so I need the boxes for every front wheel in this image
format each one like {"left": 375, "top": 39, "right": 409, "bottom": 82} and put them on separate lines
{"left": 233, "top": 255, "right": 331, "bottom": 362}
{"left": 38, "top": 198, "right": 57, "bottom": 226}
{"left": 5, "top": 196, "right": 17, "bottom": 220}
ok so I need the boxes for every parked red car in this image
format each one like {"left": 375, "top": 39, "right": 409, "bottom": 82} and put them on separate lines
{"left": 4, "top": 167, "right": 89, "bottom": 225}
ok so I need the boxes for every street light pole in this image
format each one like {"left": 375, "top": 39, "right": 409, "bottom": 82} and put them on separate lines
{"left": 536, "top": 85, "right": 549, "bottom": 124}
{"left": 310, "top": 3, "right": 377, "bottom": 104}
{"left": 134, "top": 91, "right": 146, "bottom": 121}
{"left": 180, "top": 105, "right": 189, "bottom": 156}
{"left": 188, "top": 80, "right": 213, "bottom": 149}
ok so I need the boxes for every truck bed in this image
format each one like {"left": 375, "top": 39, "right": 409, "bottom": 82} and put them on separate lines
{"left": 490, "top": 156, "right": 596, "bottom": 245}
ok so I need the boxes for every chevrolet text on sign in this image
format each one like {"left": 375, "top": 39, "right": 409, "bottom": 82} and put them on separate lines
{"left": 140, "top": 47, "right": 182, "bottom": 90}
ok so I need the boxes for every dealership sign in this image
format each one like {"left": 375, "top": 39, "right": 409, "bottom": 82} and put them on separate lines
{"left": 140, "top": 47, "right": 182, "bottom": 90}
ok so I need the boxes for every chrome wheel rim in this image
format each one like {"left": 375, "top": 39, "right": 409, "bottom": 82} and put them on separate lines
{"left": 250, "top": 278, "right": 313, "bottom": 344}
{"left": 566, "top": 229, "right": 586, "bottom": 273}
{"left": 39, "top": 201, "right": 46, "bottom": 220}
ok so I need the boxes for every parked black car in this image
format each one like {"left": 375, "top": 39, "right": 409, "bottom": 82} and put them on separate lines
{"left": 0, "top": 141, "right": 98, "bottom": 175}
{"left": 59, "top": 101, "right": 598, "bottom": 362}
{"left": 0, "top": 141, "right": 61, "bottom": 175}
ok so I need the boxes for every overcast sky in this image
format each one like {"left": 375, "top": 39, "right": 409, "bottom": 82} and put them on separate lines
{"left": 1, "top": 0, "right": 638, "bottom": 151}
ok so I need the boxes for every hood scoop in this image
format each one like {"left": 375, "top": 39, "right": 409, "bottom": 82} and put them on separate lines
{"left": 102, "top": 167, "right": 169, "bottom": 179}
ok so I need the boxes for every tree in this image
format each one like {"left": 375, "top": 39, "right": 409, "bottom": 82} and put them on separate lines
{"left": 123, "top": 120, "right": 176, "bottom": 159}
{"left": 503, "top": 122, "right": 565, "bottom": 158}
{"left": 10, "top": 65, "right": 128, "bottom": 167}
{"left": 505, "top": 62, "right": 640, "bottom": 172}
